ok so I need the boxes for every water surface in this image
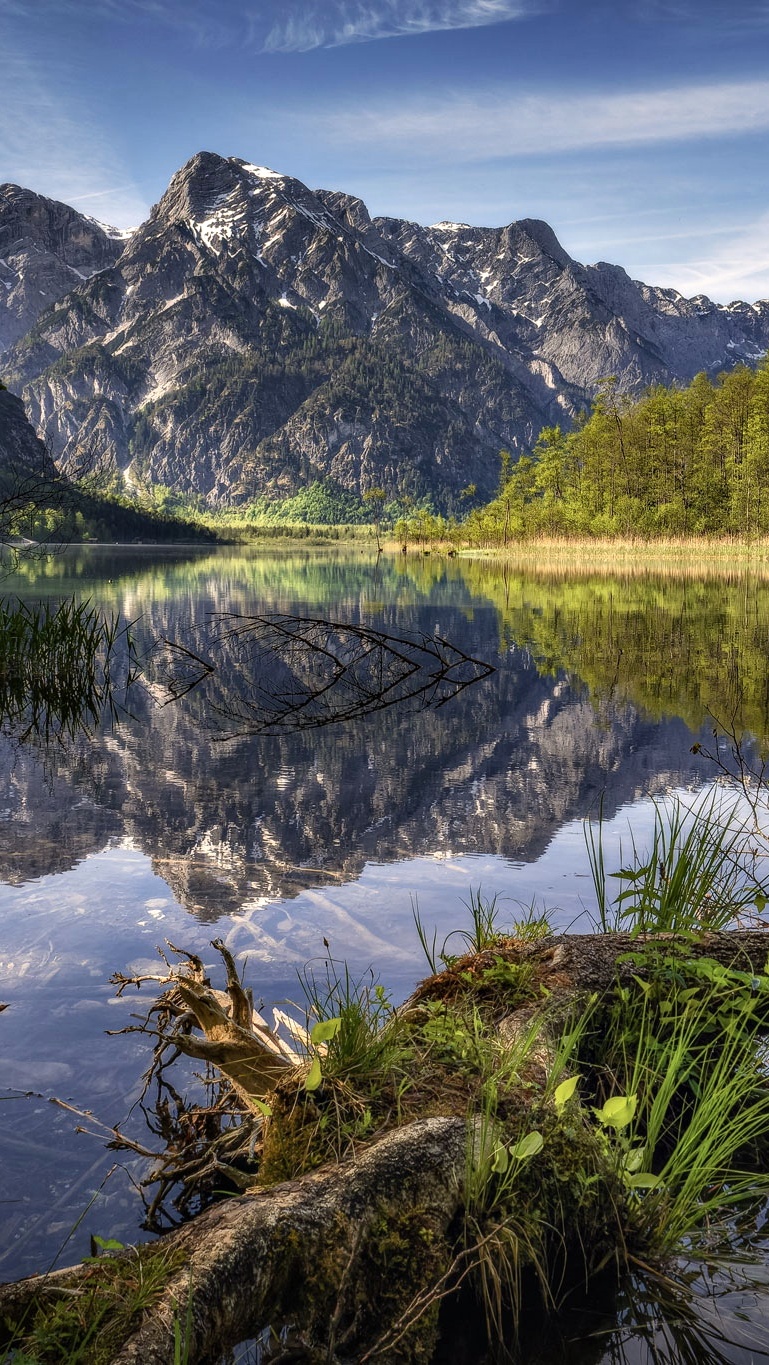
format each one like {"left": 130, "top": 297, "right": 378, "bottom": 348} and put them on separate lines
{"left": 1, "top": 546, "right": 767, "bottom": 1360}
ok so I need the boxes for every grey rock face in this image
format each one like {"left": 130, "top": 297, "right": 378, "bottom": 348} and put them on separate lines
{"left": 0, "top": 384, "right": 58, "bottom": 539}
{"left": 0, "top": 385, "right": 55, "bottom": 477}
{"left": 0, "top": 185, "right": 126, "bottom": 353}
{"left": 2, "top": 153, "right": 768, "bottom": 510}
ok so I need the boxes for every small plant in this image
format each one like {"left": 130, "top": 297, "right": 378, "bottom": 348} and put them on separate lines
{"left": 412, "top": 890, "right": 551, "bottom": 974}
{"left": 586, "top": 792, "right": 768, "bottom": 935}
{"left": 590, "top": 964, "right": 769, "bottom": 1252}
{"left": 297, "top": 958, "right": 406, "bottom": 1087}
{"left": 0, "top": 1241, "right": 187, "bottom": 1365}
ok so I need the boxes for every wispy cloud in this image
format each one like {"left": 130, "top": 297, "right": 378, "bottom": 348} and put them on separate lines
{"left": 312, "top": 79, "right": 769, "bottom": 160}
{"left": 651, "top": 211, "right": 769, "bottom": 302}
{"left": 260, "top": 0, "right": 534, "bottom": 53}
{"left": 0, "top": 45, "right": 148, "bottom": 227}
{"left": 2, "top": 0, "right": 538, "bottom": 50}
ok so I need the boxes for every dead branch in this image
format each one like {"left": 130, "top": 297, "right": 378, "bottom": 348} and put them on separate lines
{"left": 151, "top": 613, "right": 495, "bottom": 735}
{"left": 110, "top": 940, "right": 298, "bottom": 1111}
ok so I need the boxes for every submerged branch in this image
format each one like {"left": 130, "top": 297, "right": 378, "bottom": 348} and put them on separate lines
{"left": 152, "top": 613, "right": 495, "bottom": 735}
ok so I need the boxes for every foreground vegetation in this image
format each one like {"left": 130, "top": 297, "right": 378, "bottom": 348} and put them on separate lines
{"left": 4, "top": 799, "right": 769, "bottom": 1363}
{"left": 0, "top": 597, "right": 137, "bottom": 742}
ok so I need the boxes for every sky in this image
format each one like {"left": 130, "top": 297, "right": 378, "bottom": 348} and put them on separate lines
{"left": 1, "top": 0, "right": 768, "bottom": 302}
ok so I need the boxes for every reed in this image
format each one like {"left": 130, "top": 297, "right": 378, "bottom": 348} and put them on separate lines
{"left": 461, "top": 535, "right": 769, "bottom": 581}
{"left": 0, "top": 597, "right": 136, "bottom": 741}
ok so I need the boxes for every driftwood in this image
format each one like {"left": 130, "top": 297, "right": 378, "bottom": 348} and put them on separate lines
{"left": 110, "top": 938, "right": 297, "bottom": 1111}
{"left": 4, "top": 928, "right": 769, "bottom": 1363}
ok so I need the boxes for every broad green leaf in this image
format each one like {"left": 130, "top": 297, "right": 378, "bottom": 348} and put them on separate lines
{"left": 511, "top": 1130, "right": 544, "bottom": 1161}
{"left": 597, "top": 1094, "right": 637, "bottom": 1130}
{"left": 623, "top": 1148, "right": 645, "bottom": 1174}
{"left": 554, "top": 1076, "right": 579, "bottom": 1109}
{"left": 92, "top": 1236, "right": 125, "bottom": 1252}
{"left": 631, "top": 975, "right": 652, "bottom": 995}
{"left": 626, "top": 1172, "right": 662, "bottom": 1190}
{"left": 311, "top": 1016, "right": 342, "bottom": 1044}
{"left": 252, "top": 1098, "right": 273, "bottom": 1118}
{"left": 304, "top": 1054, "right": 323, "bottom": 1091}
{"left": 755, "top": 892, "right": 767, "bottom": 915}
{"left": 491, "top": 1144, "right": 509, "bottom": 1174}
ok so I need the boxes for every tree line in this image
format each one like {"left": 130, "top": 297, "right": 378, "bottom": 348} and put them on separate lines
{"left": 463, "top": 360, "right": 769, "bottom": 542}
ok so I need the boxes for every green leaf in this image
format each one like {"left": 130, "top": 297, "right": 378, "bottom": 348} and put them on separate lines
{"left": 554, "top": 1076, "right": 579, "bottom": 1110}
{"left": 755, "top": 892, "right": 767, "bottom": 914}
{"left": 92, "top": 1235, "right": 125, "bottom": 1252}
{"left": 311, "top": 1016, "right": 342, "bottom": 1045}
{"left": 304, "top": 1054, "right": 323, "bottom": 1091}
{"left": 626, "top": 1172, "right": 662, "bottom": 1190}
{"left": 511, "top": 1130, "right": 544, "bottom": 1161}
{"left": 252, "top": 1098, "right": 273, "bottom": 1118}
{"left": 623, "top": 1148, "right": 645, "bottom": 1174}
{"left": 597, "top": 1094, "right": 637, "bottom": 1130}
{"left": 491, "top": 1144, "right": 509, "bottom": 1174}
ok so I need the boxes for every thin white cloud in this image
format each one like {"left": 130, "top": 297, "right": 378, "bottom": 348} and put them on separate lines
{"left": 651, "top": 211, "right": 769, "bottom": 303}
{"left": 313, "top": 79, "right": 769, "bottom": 160}
{"left": 261, "top": 0, "right": 534, "bottom": 53}
{"left": 2, "top": 0, "right": 537, "bottom": 49}
{"left": 0, "top": 46, "right": 148, "bottom": 227}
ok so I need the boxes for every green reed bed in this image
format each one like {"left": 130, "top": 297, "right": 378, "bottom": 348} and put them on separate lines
{"left": 0, "top": 597, "right": 136, "bottom": 741}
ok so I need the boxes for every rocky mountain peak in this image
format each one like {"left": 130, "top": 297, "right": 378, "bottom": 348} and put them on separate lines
{"left": 2, "top": 153, "right": 768, "bottom": 513}
{"left": 0, "top": 184, "right": 126, "bottom": 352}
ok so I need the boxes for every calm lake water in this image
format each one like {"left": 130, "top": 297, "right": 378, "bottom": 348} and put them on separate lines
{"left": 2, "top": 545, "right": 769, "bottom": 1362}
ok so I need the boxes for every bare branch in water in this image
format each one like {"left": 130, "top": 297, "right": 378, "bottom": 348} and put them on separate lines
{"left": 154, "top": 613, "right": 495, "bottom": 735}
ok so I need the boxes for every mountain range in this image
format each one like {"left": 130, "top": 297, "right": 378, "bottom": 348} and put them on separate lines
{"left": 1, "top": 151, "right": 768, "bottom": 512}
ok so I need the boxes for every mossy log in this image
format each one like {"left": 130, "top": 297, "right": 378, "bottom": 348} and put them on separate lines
{"left": 0, "top": 1117, "right": 468, "bottom": 1365}
{"left": 4, "top": 929, "right": 769, "bottom": 1363}
{"left": 406, "top": 929, "right": 769, "bottom": 1013}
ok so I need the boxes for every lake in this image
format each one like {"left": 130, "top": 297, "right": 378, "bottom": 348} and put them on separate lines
{"left": 2, "top": 544, "right": 769, "bottom": 1361}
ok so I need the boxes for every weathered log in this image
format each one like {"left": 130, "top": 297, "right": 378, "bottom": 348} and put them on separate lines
{"left": 0, "top": 1117, "right": 469, "bottom": 1365}
{"left": 407, "top": 929, "right": 769, "bottom": 1014}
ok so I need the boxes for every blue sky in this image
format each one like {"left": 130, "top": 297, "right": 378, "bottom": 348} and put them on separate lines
{"left": 2, "top": 0, "right": 768, "bottom": 302}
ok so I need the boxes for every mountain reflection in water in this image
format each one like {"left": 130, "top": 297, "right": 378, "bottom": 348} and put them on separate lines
{"left": 0, "top": 547, "right": 734, "bottom": 917}
{"left": 1, "top": 546, "right": 769, "bottom": 1335}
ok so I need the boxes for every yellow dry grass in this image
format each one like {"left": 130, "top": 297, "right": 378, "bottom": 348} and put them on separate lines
{"left": 458, "top": 536, "right": 769, "bottom": 581}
